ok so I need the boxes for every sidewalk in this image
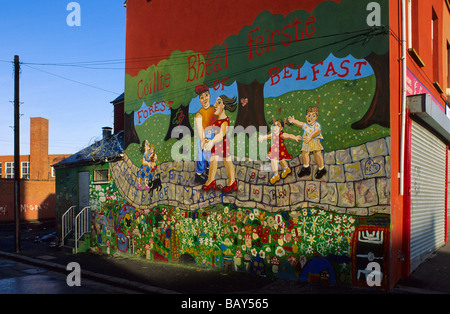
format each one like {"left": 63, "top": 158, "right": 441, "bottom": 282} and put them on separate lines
{"left": 0, "top": 220, "right": 448, "bottom": 294}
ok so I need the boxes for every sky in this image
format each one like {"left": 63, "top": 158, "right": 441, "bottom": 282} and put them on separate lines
{"left": 0, "top": 1, "right": 126, "bottom": 156}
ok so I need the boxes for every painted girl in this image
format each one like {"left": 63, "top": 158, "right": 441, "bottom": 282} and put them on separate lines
{"left": 203, "top": 95, "right": 238, "bottom": 193}
{"left": 258, "top": 119, "right": 299, "bottom": 185}
{"left": 288, "top": 106, "right": 327, "bottom": 179}
{"left": 136, "top": 140, "right": 157, "bottom": 191}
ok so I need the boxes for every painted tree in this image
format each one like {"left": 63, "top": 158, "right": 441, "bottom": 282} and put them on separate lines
{"left": 203, "top": 0, "right": 389, "bottom": 130}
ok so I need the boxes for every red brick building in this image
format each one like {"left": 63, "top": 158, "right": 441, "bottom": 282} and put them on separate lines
{"left": 0, "top": 117, "right": 71, "bottom": 222}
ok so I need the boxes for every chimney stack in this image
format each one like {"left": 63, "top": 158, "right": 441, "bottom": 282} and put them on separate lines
{"left": 30, "top": 117, "right": 49, "bottom": 180}
{"left": 102, "top": 127, "right": 112, "bottom": 139}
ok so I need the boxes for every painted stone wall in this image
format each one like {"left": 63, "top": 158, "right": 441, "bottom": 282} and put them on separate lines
{"left": 111, "top": 137, "right": 390, "bottom": 215}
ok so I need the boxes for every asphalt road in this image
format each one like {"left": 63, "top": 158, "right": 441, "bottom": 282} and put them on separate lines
{"left": 0, "top": 257, "right": 140, "bottom": 294}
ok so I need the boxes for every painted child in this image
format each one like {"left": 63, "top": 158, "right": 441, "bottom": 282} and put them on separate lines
{"left": 288, "top": 106, "right": 327, "bottom": 179}
{"left": 258, "top": 119, "right": 299, "bottom": 185}
{"left": 136, "top": 140, "right": 158, "bottom": 191}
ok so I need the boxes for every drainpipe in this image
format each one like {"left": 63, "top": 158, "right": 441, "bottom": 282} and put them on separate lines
{"left": 399, "top": 0, "right": 407, "bottom": 196}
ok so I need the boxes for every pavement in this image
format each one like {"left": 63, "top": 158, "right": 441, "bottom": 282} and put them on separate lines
{"left": 0, "top": 219, "right": 449, "bottom": 295}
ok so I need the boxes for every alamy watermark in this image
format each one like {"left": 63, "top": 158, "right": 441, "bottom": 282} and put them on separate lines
{"left": 66, "top": 2, "right": 81, "bottom": 27}
{"left": 66, "top": 262, "right": 81, "bottom": 286}
{"left": 366, "top": 2, "right": 381, "bottom": 27}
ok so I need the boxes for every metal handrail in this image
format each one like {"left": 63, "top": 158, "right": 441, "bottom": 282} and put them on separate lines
{"left": 75, "top": 206, "right": 91, "bottom": 254}
{"left": 61, "top": 205, "right": 76, "bottom": 247}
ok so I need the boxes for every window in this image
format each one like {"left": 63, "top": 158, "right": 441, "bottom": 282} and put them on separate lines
{"left": 410, "top": 0, "right": 420, "bottom": 51}
{"left": 0, "top": 163, "right": 2, "bottom": 178}
{"left": 93, "top": 169, "right": 109, "bottom": 183}
{"left": 51, "top": 166, "right": 55, "bottom": 178}
{"left": 447, "top": 41, "right": 450, "bottom": 102}
{"left": 408, "top": 0, "right": 425, "bottom": 67}
{"left": 5, "top": 162, "right": 14, "bottom": 179}
{"left": 21, "top": 162, "right": 30, "bottom": 179}
{"left": 432, "top": 8, "right": 439, "bottom": 83}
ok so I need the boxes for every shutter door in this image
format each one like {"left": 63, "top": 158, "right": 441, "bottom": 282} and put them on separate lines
{"left": 410, "top": 121, "right": 447, "bottom": 272}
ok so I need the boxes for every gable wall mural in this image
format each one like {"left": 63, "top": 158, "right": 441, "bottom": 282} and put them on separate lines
{"left": 88, "top": 0, "right": 391, "bottom": 288}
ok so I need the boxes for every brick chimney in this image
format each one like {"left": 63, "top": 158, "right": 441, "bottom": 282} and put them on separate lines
{"left": 30, "top": 117, "right": 49, "bottom": 180}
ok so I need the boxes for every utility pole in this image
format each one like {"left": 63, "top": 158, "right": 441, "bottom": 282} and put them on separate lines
{"left": 14, "top": 55, "right": 20, "bottom": 253}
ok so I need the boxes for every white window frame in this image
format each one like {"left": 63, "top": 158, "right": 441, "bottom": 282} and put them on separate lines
{"left": 5, "top": 162, "right": 14, "bottom": 179}
{"left": 93, "top": 169, "right": 109, "bottom": 184}
{"left": 21, "top": 162, "right": 30, "bottom": 179}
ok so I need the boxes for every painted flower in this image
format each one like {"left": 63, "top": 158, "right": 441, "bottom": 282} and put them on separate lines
{"left": 261, "top": 234, "right": 269, "bottom": 244}
{"left": 275, "top": 246, "right": 285, "bottom": 257}
{"left": 284, "top": 232, "right": 292, "bottom": 243}
{"left": 267, "top": 216, "right": 275, "bottom": 227}
{"left": 286, "top": 219, "right": 294, "bottom": 229}
{"left": 259, "top": 250, "right": 265, "bottom": 259}
{"left": 272, "top": 233, "right": 279, "bottom": 241}
{"left": 307, "top": 235, "right": 316, "bottom": 245}
{"left": 326, "top": 237, "right": 334, "bottom": 247}
{"left": 245, "top": 234, "right": 252, "bottom": 248}
{"left": 258, "top": 212, "right": 266, "bottom": 222}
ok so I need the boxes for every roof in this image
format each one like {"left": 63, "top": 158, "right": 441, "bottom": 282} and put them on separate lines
{"left": 111, "top": 92, "right": 124, "bottom": 104}
{"left": 53, "top": 130, "right": 124, "bottom": 169}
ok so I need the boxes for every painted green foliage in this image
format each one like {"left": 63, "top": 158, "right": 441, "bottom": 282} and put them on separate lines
{"left": 89, "top": 179, "right": 360, "bottom": 284}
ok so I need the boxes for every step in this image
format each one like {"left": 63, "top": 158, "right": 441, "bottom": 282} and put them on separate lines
{"left": 61, "top": 234, "right": 89, "bottom": 254}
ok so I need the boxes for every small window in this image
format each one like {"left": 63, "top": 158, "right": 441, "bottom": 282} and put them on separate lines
{"left": 0, "top": 163, "right": 2, "bottom": 178}
{"left": 21, "top": 162, "right": 30, "bottom": 179}
{"left": 6, "top": 162, "right": 14, "bottom": 179}
{"left": 93, "top": 169, "right": 109, "bottom": 183}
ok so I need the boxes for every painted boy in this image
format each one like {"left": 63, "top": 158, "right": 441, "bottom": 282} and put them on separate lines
{"left": 288, "top": 106, "right": 327, "bottom": 179}
{"left": 194, "top": 84, "right": 217, "bottom": 184}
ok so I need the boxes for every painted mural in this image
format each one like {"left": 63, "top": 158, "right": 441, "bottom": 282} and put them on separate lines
{"left": 87, "top": 0, "right": 391, "bottom": 288}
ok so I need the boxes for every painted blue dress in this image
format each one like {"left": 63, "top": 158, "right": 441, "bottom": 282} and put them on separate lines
{"left": 137, "top": 152, "right": 156, "bottom": 180}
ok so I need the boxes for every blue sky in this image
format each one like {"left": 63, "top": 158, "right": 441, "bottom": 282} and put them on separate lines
{"left": 0, "top": 1, "right": 126, "bottom": 156}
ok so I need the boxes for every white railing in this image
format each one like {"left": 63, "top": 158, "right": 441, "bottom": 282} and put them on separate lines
{"left": 61, "top": 206, "right": 76, "bottom": 247}
{"left": 75, "top": 206, "right": 91, "bottom": 254}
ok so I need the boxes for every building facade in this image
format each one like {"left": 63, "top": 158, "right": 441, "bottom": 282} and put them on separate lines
{"left": 0, "top": 117, "right": 71, "bottom": 222}
{"left": 57, "top": 0, "right": 450, "bottom": 290}
{"left": 54, "top": 95, "right": 125, "bottom": 241}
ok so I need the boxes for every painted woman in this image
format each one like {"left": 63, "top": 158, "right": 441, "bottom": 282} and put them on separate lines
{"left": 203, "top": 95, "right": 238, "bottom": 193}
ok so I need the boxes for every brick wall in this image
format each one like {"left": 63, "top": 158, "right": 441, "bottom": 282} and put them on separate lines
{"left": 0, "top": 179, "right": 56, "bottom": 222}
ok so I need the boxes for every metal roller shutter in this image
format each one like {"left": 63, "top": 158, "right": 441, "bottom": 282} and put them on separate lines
{"left": 410, "top": 121, "right": 447, "bottom": 272}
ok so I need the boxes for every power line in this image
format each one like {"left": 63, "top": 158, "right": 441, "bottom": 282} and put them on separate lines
{"left": 23, "top": 64, "right": 120, "bottom": 95}
{"left": 19, "top": 27, "right": 384, "bottom": 71}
